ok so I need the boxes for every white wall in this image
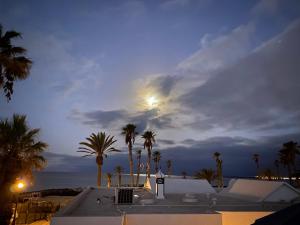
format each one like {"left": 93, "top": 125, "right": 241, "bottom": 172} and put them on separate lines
{"left": 265, "top": 185, "right": 299, "bottom": 202}
{"left": 150, "top": 178, "right": 216, "bottom": 194}
{"left": 125, "top": 214, "right": 222, "bottom": 225}
{"left": 225, "top": 179, "right": 299, "bottom": 202}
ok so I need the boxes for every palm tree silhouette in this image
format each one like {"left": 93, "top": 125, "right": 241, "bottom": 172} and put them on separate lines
{"left": 166, "top": 160, "right": 172, "bottom": 176}
{"left": 0, "top": 24, "right": 32, "bottom": 101}
{"left": 195, "top": 169, "right": 215, "bottom": 184}
{"left": 274, "top": 159, "right": 280, "bottom": 180}
{"left": 279, "top": 141, "right": 300, "bottom": 183}
{"left": 122, "top": 124, "right": 138, "bottom": 187}
{"left": 152, "top": 151, "right": 161, "bottom": 173}
{"left": 78, "top": 132, "right": 118, "bottom": 187}
{"left": 142, "top": 131, "right": 156, "bottom": 178}
{"left": 135, "top": 149, "right": 142, "bottom": 186}
{"left": 0, "top": 114, "right": 47, "bottom": 225}
{"left": 106, "top": 173, "right": 112, "bottom": 188}
{"left": 115, "top": 165, "right": 123, "bottom": 187}
{"left": 213, "top": 152, "right": 223, "bottom": 188}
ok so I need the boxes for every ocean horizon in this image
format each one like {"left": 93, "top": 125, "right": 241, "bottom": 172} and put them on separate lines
{"left": 27, "top": 172, "right": 252, "bottom": 191}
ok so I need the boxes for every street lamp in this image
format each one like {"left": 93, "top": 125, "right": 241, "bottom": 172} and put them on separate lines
{"left": 11, "top": 179, "right": 26, "bottom": 225}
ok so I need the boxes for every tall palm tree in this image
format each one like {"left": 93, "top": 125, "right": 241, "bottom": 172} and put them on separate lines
{"left": 106, "top": 173, "right": 112, "bottom": 188}
{"left": 115, "top": 165, "right": 123, "bottom": 187}
{"left": 0, "top": 24, "right": 32, "bottom": 101}
{"left": 195, "top": 169, "right": 215, "bottom": 184}
{"left": 152, "top": 151, "right": 161, "bottom": 173}
{"left": 166, "top": 160, "right": 172, "bottom": 176}
{"left": 122, "top": 124, "right": 138, "bottom": 186}
{"left": 213, "top": 152, "right": 223, "bottom": 188}
{"left": 78, "top": 132, "right": 118, "bottom": 188}
{"left": 274, "top": 159, "right": 280, "bottom": 180}
{"left": 279, "top": 141, "right": 300, "bottom": 183}
{"left": 182, "top": 171, "right": 187, "bottom": 179}
{"left": 0, "top": 114, "right": 47, "bottom": 225}
{"left": 142, "top": 131, "right": 156, "bottom": 178}
{"left": 252, "top": 153, "right": 260, "bottom": 170}
{"left": 135, "top": 149, "right": 142, "bottom": 186}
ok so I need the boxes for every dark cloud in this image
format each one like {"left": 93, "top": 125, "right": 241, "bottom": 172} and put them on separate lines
{"left": 147, "top": 75, "right": 180, "bottom": 97}
{"left": 179, "top": 20, "right": 300, "bottom": 133}
{"left": 157, "top": 139, "right": 176, "bottom": 145}
{"left": 71, "top": 108, "right": 174, "bottom": 132}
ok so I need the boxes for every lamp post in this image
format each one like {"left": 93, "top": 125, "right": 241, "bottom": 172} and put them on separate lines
{"left": 11, "top": 179, "right": 26, "bottom": 225}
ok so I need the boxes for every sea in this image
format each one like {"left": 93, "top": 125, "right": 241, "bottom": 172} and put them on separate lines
{"left": 27, "top": 172, "right": 237, "bottom": 191}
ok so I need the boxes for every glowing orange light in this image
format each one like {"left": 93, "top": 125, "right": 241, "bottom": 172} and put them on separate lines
{"left": 17, "top": 182, "right": 25, "bottom": 189}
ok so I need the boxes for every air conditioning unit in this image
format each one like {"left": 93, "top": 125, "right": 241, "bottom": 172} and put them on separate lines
{"left": 115, "top": 188, "right": 133, "bottom": 204}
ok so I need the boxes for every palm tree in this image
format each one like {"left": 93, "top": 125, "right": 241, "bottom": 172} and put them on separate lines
{"left": 182, "top": 171, "right": 187, "bottom": 179}
{"left": 0, "top": 24, "right": 32, "bottom": 101}
{"left": 106, "top": 173, "right": 112, "bottom": 188}
{"left": 152, "top": 151, "right": 161, "bottom": 173}
{"left": 78, "top": 132, "right": 118, "bottom": 188}
{"left": 0, "top": 114, "right": 47, "bottom": 225}
{"left": 135, "top": 149, "right": 142, "bottom": 186}
{"left": 252, "top": 153, "right": 260, "bottom": 170}
{"left": 195, "top": 169, "right": 215, "bottom": 184}
{"left": 122, "top": 124, "right": 138, "bottom": 187}
{"left": 279, "top": 141, "right": 300, "bottom": 183}
{"left": 274, "top": 159, "right": 280, "bottom": 180}
{"left": 213, "top": 152, "right": 223, "bottom": 188}
{"left": 166, "top": 160, "right": 172, "bottom": 176}
{"left": 142, "top": 131, "right": 156, "bottom": 178}
{"left": 115, "top": 166, "right": 123, "bottom": 187}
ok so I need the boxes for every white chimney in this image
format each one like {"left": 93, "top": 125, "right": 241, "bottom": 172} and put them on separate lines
{"left": 155, "top": 170, "right": 165, "bottom": 199}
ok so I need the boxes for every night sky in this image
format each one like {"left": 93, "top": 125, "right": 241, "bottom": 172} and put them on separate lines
{"left": 1, "top": 0, "right": 300, "bottom": 176}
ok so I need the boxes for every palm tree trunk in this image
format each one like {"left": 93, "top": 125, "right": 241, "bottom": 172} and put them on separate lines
{"left": 118, "top": 173, "right": 121, "bottom": 187}
{"left": 128, "top": 142, "right": 134, "bottom": 186}
{"left": 147, "top": 149, "right": 151, "bottom": 178}
{"left": 136, "top": 158, "right": 141, "bottom": 186}
{"left": 288, "top": 164, "right": 292, "bottom": 184}
{"left": 97, "top": 164, "right": 102, "bottom": 188}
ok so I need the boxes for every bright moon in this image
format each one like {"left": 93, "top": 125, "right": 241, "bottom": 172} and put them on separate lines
{"left": 147, "top": 96, "right": 158, "bottom": 108}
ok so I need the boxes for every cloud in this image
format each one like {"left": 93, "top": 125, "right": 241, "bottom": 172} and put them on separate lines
{"left": 157, "top": 139, "right": 176, "bottom": 145}
{"left": 160, "top": 0, "right": 210, "bottom": 10}
{"left": 71, "top": 108, "right": 175, "bottom": 132}
{"left": 146, "top": 75, "right": 181, "bottom": 97}
{"left": 24, "top": 32, "right": 102, "bottom": 98}
{"left": 177, "top": 23, "right": 255, "bottom": 81}
{"left": 179, "top": 19, "right": 300, "bottom": 134}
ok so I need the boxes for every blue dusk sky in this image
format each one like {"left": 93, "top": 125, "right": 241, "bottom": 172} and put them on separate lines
{"left": 1, "top": 0, "right": 300, "bottom": 176}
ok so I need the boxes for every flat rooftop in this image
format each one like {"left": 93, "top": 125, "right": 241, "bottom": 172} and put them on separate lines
{"left": 55, "top": 188, "right": 293, "bottom": 217}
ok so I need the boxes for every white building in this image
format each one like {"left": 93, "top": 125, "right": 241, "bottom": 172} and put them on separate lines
{"left": 220, "top": 179, "right": 300, "bottom": 202}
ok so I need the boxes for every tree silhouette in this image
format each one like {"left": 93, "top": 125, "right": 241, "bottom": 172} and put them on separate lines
{"left": 122, "top": 124, "right": 138, "bottom": 186}
{"left": 0, "top": 114, "right": 47, "bottom": 225}
{"left": 78, "top": 132, "right": 118, "bottom": 187}
{"left": 142, "top": 131, "right": 156, "bottom": 178}
{"left": 115, "top": 165, "right": 124, "bottom": 187}
{"left": 152, "top": 151, "right": 161, "bottom": 173}
{"left": 0, "top": 24, "right": 32, "bottom": 101}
